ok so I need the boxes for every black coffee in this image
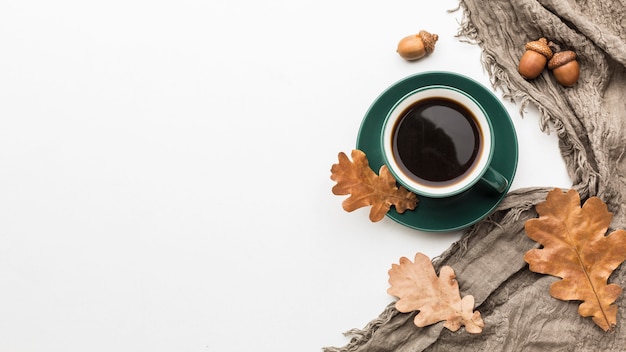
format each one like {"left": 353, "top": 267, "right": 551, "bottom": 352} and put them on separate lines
{"left": 392, "top": 97, "right": 482, "bottom": 187}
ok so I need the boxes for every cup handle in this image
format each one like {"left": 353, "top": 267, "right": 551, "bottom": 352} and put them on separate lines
{"left": 479, "top": 167, "right": 509, "bottom": 193}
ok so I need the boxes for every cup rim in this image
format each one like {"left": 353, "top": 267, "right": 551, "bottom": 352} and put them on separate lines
{"left": 381, "top": 85, "right": 495, "bottom": 198}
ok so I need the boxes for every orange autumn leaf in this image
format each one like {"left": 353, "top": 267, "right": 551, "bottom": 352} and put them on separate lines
{"left": 330, "top": 149, "right": 417, "bottom": 222}
{"left": 524, "top": 188, "right": 626, "bottom": 331}
{"left": 387, "top": 252, "right": 484, "bottom": 334}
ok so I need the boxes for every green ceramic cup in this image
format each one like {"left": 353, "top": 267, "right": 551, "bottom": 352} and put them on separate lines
{"left": 357, "top": 71, "right": 518, "bottom": 231}
{"left": 381, "top": 85, "right": 508, "bottom": 198}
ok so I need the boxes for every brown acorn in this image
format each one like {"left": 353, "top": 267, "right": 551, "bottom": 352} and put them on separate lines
{"left": 518, "top": 38, "right": 553, "bottom": 79}
{"left": 397, "top": 30, "right": 439, "bottom": 61}
{"left": 548, "top": 50, "right": 580, "bottom": 87}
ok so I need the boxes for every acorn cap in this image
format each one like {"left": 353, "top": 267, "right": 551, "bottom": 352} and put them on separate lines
{"left": 548, "top": 50, "right": 577, "bottom": 69}
{"left": 525, "top": 38, "right": 553, "bottom": 59}
{"left": 418, "top": 30, "right": 439, "bottom": 54}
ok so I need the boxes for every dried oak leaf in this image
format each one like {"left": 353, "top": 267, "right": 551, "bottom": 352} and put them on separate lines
{"left": 524, "top": 188, "right": 626, "bottom": 331}
{"left": 387, "top": 252, "right": 484, "bottom": 333}
{"left": 330, "top": 149, "right": 417, "bottom": 222}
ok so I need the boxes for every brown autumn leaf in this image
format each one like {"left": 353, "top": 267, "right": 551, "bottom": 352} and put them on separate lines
{"left": 524, "top": 188, "right": 626, "bottom": 331}
{"left": 387, "top": 252, "right": 484, "bottom": 334}
{"left": 330, "top": 149, "right": 418, "bottom": 222}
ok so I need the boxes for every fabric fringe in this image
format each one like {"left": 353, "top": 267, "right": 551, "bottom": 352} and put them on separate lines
{"left": 456, "top": 19, "right": 555, "bottom": 133}
{"left": 455, "top": 0, "right": 597, "bottom": 197}
{"left": 322, "top": 303, "right": 399, "bottom": 352}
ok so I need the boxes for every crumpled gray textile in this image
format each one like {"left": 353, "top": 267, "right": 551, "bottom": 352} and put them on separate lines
{"left": 325, "top": 0, "right": 626, "bottom": 350}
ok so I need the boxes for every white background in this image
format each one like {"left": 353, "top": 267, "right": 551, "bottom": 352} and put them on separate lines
{"left": 0, "top": 1, "right": 571, "bottom": 351}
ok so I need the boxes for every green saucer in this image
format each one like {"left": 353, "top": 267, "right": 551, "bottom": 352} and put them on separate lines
{"left": 357, "top": 71, "right": 518, "bottom": 232}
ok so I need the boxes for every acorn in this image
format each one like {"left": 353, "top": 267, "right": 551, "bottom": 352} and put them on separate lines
{"left": 548, "top": 50, "right": 580, "bottom": 87}
{"left": 396, "top": 30, "right": 439, "bottom": 61}
{"left": 518, "top": 38, "right": 553, "bottom": 79}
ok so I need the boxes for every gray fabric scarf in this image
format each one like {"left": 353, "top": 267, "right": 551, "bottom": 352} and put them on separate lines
{"left": 325, "top": 0, "right": 626, "bottom": 350}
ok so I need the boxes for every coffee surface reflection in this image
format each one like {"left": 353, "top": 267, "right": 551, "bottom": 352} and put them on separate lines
{"left": 392, "top": 97, "right": 482, "bottom": 187}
